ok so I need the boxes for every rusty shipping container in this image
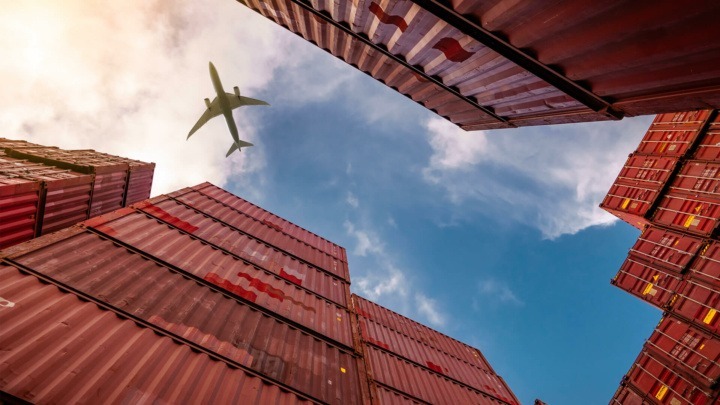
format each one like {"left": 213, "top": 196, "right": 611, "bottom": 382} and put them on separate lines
{"left": 236, "top": 1, "right": 720, "bottom": 130}
{"left": 132, "top": 196, "right": 351, "bottom": 307}
{"left": 645, "top": 314, "right": 720, "bottom": 389}
{"left": 76, "top": 209, "right": 355, "bottom": 348}
{"left": 694, "top": 119, "right": 720, "bottom": 162}
{"left": 627, "top": 225, "right": 704, "bottom": 274}
{"left": 353, "top": 294, "right": 492, "bottom": 370}
{"left": 0, "top": 264, "right": 351, "bottom": 404}
{"left": 611, "top": 256, "right": 683, "bottom": 310}
{"left": 622, "top": 350, "right": 716, "bottom": 405}
{"left": 652, "top": 192, "right": 720, "bottom": 238}
{"left": 194, "top": 183, "right": 347, "bottom": 262}
{"left": 171, "top": 186, "right": 350, "bottom": 281}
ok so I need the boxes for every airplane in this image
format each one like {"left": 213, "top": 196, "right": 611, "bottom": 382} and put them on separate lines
{"left": 188, "top": 62, "right": 269, "bottom": 157}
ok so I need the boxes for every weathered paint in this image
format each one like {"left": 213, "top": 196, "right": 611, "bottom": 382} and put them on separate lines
{"left": 611, "top": 256, "right": 683, "bottom": 310}
{"left": 0, "top": 264, "right": 327, "bottom": 404}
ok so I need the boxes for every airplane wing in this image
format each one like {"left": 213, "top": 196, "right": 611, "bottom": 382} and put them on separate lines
{"left": 225, "top": 93, "right": 270, "bottom": 109}
{"left": 187, "top": 97, "right": 223, "bottom": 139}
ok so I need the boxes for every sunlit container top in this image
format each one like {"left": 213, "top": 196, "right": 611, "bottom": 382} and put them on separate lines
{"left": 237, "top": 1, "right": 720, "bottom": 130}
{"left": 0, "top": 264, "right": 327, "bottom": 404}
{"left": 194, "top": 182, "right": 347, "bottom": 263}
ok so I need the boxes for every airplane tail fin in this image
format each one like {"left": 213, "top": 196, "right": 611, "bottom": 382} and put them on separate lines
{"left": 226, "top": 140, "right": 254, "bottom": 157}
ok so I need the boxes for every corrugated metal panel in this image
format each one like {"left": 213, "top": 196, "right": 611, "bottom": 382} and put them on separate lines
{"left": 125, "top": 165, "right": 154, "bottom": 205}
{"left": 357, "top": 315, "right": 499, "bottom": 392}
{"left": 634, "top": 111, "right": 712, "bottom": 157}
{"left": 371, "top": 385, "right": 423, "bottom": 404}
{"left": 0, "top": 176, "right": 39, "bottom": 249}
{"left": 624, "top": 350, "right": 715, "bottom": 404}
{"left": 363, "top": 344, "right": 517, "bottom": 405}
{"left": 628, "top": 226, "right": 704, "bottom": 274}
{"left": 670, "top": 161, "right": 720, "bottom": 201}
{"left": 69, "top": 211, "right": 354, "bottom": 349}
{"left": 237, "top": 1, "right": 720, "bottom": 130}
{"left": 609, "top": 385, "right": 647, "bottom": 405}
{"left": 611, "top": 256, "right": 683, "bottom": 310}
{"left": 352, "top": 294, "right": 493, "bottom": 372}
{"left": 693, "top": 120, "right": 720, "bottom": 162}
{"left": 688, "top": 240, "right": 720, "bottom": 290}
{"left": 670, "top": 278, "right": 720, "bottom": 337}
{"left": 0, "top": 264, "right": 320, "bottom": 404}
{"left": 652, "top": 193, "right": 720, "bottom": 238}
{"left": 195, "top": 183, "right": 347, "bottom": 263}
{"left": 173, "top": 189, "right": 350, "bottom": 281}
{"left": 645, "top": 314, "right": 720, "bottom": 389}
{"left": 614, "top": 154, "right": 680, "bottom": 189}
{"left": 131, "top": 197, "right": 350, "bottom": 307}
{"left": 600, "top": 183, "right": 662, "bottom": 230}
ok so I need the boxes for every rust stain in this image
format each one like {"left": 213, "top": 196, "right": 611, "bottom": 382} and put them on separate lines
{"left": 140, "top": 203, "right": 199, "bottom": 234}
{"left": 236, "top": 271, "right": 317, "bottom": 313}
{"left": 432, "top": 37, "right": 474, "bottom": 63}
{"left": 279, "top": 267, "right": 304, "bottom": 286}
{"left": 204, "top": 272, "right": 258, "bottom": 302}
{"left": 368, "top": 2, "right": 408, "bottom": 32}
{"left": 262, "top": 219, "right": 283, "bottom": 232}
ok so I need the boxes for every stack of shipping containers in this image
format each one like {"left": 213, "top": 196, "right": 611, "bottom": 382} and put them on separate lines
{"left": 0, "top": 138, "right": 154, "bottom": 249}
{"left": 602, "top": 110, "right": 720, "bottom": 403}
{"left": 0, "top": 181, "right": 519, "bottom": 403}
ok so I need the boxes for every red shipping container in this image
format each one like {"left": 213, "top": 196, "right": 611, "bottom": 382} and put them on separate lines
{"left": 78, "top": 211, "right": 354, "bottom": 348}
{"left": 688, "top": 240, "right": 720, "bottom": 290}
{"left": 670, "top": 279, "right": 720, "bottom": 336}
{"left": 600, "top": 183, "right": 660, "bottom": 230}
{"left": 611, "top": 256, "right": 683, "bottom": 310}
{"left": 624, "top": 350, "right": 714, "bottom": 404}
{"left": 352, "top": 294, "right": 493, "bottom": 371}
{"left": 693, "top": 121, "right": 720, "bottom": 161}
{"left": 644, "top": 314, "right": 720, "bottom": 388}
{"left": 0, "top": 264, "right": 332, "bottom": 404}
{"left": 652, "top": 193, "right": 720, "bottom": 237}
{"left": 628, "top": 226, "right": 704, "bottom": 274}
{"left": 362, "top": 345, "right": 518, "bottom": 405}
{"left": 0, "top": 176, "right": 39, "bottom": 249}
{"left": 132, "top": 197, "right": 350, "bottom": 307}
{"left": 614, "top": 154, "right": 680, "bottom": 189}
{"left": 670, "top": 161, "right": 720, "bottom": 201}
{"left": 173, "top": 189, "right": 350, "bottom": 281}
{"left": 609, "top": 385, "right": 646, "bottom": 405}
{"left": 194, "top": 182, "right": 348, "bottom": 263}
{"left": 357, "top": 316, "right": 496, "bottom": 390}
{"left": 635, "top": 110, "right": 712, "bottom": 157}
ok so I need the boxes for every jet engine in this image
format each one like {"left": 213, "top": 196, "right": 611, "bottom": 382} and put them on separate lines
{"left": 204, "top": 98, "right": 211, "bottom": 108}
{"left": 234, "top": 86, "right": 240, "bottom": 97}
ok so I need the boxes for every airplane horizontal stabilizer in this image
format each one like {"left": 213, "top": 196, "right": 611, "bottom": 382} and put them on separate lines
{"left": 225, "top": 140, "right": 254, "bottom": 158}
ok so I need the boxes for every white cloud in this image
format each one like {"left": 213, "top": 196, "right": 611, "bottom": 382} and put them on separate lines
{"left": 344, "top": 220, "right": 383, "bottom": 257}
{"left": 415, "top": 293, "right": 445, "bottom": 327}
{"left": 476, "top": 278, "right": 523, "bottom": 307}
{"left": 422, "top": 116, "right": 653, "bottom": 238}
{"left": 0, "top": 0, "right": 293, "bottom": 196}
{"left": 346, "top": 191, "right": 359, "bottom": 209}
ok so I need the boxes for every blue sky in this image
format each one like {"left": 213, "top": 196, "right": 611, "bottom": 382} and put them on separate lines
{"left": 1, "top": 1, "right": 663, "bottom": 403}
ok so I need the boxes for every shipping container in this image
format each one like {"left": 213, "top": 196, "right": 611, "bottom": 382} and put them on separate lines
{"left": 670, "top": 161, "right": 720, "bottom": 202}
{"left": 624, "top": 350, "right": 715, "bottom": 404}
{"left": 609, "top": 383, "right": 653, "bottom": 405}
{"left": 0, "top": 264, "right": 335, "bottom": 404}
{"left": 645, "top": 314, "right": 720, "bottom": 389}
{"left": 614, "top": 154, "right": 680, "bottom": 189}
{"left": 237, "top": 0, "right": 720, "bottom": 130}
{"left": 611, "top": 256, "right": 683, "bottom": 310}
{"left": 635, "top": 111, "right": 713, "bottom": 157}
{"left": 72, "top": 211, "right": 355, "bottom": 349}
{"left": 193, "top": 182, "right": 347, "bottom": 263}
{"left": 694, "top": 120, "right": 720, "bottom": 162}
{"left": 353, "top": 294, "right": 493, "bottom": 370}
{"left": 670, "top": 278, "right": 720, "bottom": 337}
{"left": 362, "top": 344, "right": 517, "bottom": 405}
{"left": 688, "top": 240, "right": 720, "bottom": 290}
{"left": 357, "top": 315, "right": 497, "bottom": 390}
{"left": 628, "top": 226, "right": 704, "bottom": 274}
{"left": 131, "top": 197, "right": 350, "bottom": 307}
{"left": 172, "top": 189, "right": 350, "bottom": 281}
{"left": 0, "top": 175, "right": 40, "bottom": 249}
{"left": 600, "top": 183, "right": 660, "bottom": 231}
{"left": 652, "top": 193, "right": 720, "bottom": 237}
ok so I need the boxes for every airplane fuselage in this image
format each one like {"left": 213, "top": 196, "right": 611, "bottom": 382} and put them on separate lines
{"left": 209, "top": 62, "right": 241, "bottom": 145}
